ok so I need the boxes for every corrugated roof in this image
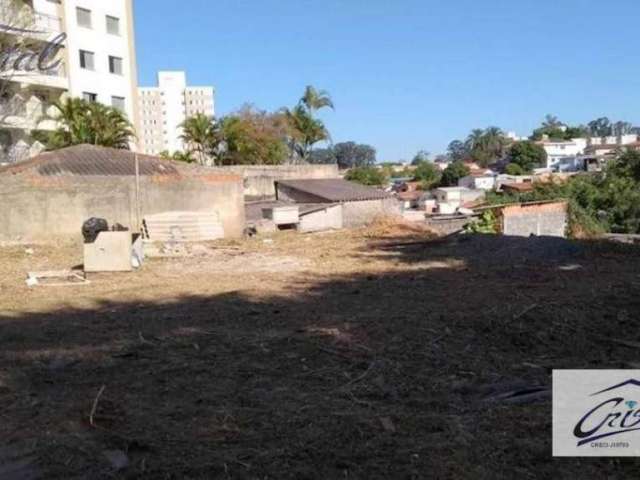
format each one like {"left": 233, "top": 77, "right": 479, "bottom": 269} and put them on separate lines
{"left": 276, "top": 179, "right": 391, "bottom": 202}
{"left": 0, "top": 144, "right": 185, "bottom": 177}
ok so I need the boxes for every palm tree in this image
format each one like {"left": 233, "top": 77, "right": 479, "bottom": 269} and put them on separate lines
{"left": 179, "top": 113, "right": 217, "bottom": 165}
{"left": 283, "top": 105, "right": 330, "bottom": 161}
{"left": 465, "top": 129, "right": 485, "bottom": 151}
{"left": 299, "top": 85, "right": 334, "bottom": 113}
{"left": 43, "top": 98, "right": 134, "bottom": 150}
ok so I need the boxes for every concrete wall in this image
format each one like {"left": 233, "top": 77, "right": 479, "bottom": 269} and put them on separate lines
{"left": 342, "top": 198, "right": 401, "bottom": 228}
{"left": 500, "top": 202, "right": 568, "bottom": 238}
{"left": 0, "top": 174, "right": 245, "bottom": 242}
{"left": 220, "top": 164, "right": 339, "bottom": 199}
{"left": 299, "top": 205, "right": 343, "bottom": 233}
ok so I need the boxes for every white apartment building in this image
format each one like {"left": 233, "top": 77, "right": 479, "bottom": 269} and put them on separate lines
{"left": 0, "top": 0, "right": 139, "bottom": 164}
{"left": 137, "top": 71, "right": 215, "bottom": 156}
{"left": 540, "top": 134, "right": 638, "bottom": 171}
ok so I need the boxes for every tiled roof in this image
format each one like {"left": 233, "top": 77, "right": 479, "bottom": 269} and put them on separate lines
{"left": 276, "top": 179, "right": 391, "bottom": 202}
{"left": 0, "top": 144, "right": 187, "bottom": 177}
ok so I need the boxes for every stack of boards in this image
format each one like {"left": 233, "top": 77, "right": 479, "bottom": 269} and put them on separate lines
{"left": 143, "top": 211, "right": 225, "bottom": 242}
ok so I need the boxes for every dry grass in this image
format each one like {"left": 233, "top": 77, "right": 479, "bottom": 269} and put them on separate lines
{"left": 0, "top": 224, "right": 639, "bottom": 479}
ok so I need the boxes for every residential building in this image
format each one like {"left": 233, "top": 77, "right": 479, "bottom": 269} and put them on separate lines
{"left": 137, "top": 71, "right": 215, "bottom": 156}
{"left": 458, "top": 171, "right": 497, "bottom": 191}
{"left": 539, "top": 134, "right": 638, "bottom": 171}
{"left": 433, "top": 187, "right": 485, "bottom": 214}
{"left": 0, "top": 0, "right": 139, "bottom": 164}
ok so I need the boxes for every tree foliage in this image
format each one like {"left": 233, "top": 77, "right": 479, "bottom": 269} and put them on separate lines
{"left": 440, "top": 161, "right": 470, "bottom": 186}
{"left": 508, "top": 140, "right": 547, "bottom": 172}
{"left": 411, "top": 150, "right": 430, "bottom": 165}
{"left": 333, "top": 142, "right": 376, "bottom": 169}
{"left": 179, "top": 113, "right": 218, "bottom": 165}
{"left": 412, "top": 161, "right": 441, "bottom": 189}
{"left": 344, "top": 166, "right": 387, "bottom": 186}
{"left": 39, "top": 98, "right": 134, "bottom": 150}
{"left": 219, "top": 106, "right": 291, "bottom": 165}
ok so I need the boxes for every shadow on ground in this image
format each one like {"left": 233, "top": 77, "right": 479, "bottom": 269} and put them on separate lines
{"left": 1, "top": 234, "right": 639, "bottom": 479}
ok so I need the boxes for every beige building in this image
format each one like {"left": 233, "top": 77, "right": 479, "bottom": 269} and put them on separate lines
{"left": 137, "top": 71, "right": 215, "bottom": 156}
{"left": 0, "top": 0, "right": 139, "bottom": 164}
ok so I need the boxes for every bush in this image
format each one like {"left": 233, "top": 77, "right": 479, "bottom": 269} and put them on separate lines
{"left": 345, "top": 166, "right": 388, "bottom": 186}
{"left": 505, "top": 163, "right": 525, "bottom": 175}
{"left": 508, "top": 141, "right": 547, "bottom": 172}
{"left": 413, "top": 161, "right": 441, "bottom": 189}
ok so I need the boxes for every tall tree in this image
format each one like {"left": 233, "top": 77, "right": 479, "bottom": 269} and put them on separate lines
{"left": 447, "top": 140, "right": 468, "bottom": 161}
{"left": 333, "top": 141, "right": 376, "bottom": 169}
{"left": 283, "top": 105, "right": 330, "bottom": 161}
{"left": 299, "top": 85, "right": 334, "bottom": 113}
{"left": 542, "top": 114, "right": 563, "bottom": 130}
{"left": 179, "top": 113, "right": 217, "bottom": 165}
{"left": 219, "top": 106, "right": 290, "bottom": 166}
{"left": 411, "top": 150, "right": 430, "bottom": 165}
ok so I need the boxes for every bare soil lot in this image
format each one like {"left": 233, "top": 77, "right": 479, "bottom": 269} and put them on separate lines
{"left": 1, "top": 223, "right": 639, "bottom": 479}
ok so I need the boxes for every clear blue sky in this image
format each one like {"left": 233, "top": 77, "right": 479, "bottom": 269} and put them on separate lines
{"left": 134, "top": 0, "right": 640, "bottom": 162}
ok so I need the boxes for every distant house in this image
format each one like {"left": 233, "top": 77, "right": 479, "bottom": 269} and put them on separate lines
{"left": 501, "top": 182, "right": 535, "bottom": 194}
{"left": 0, "top": 145, "right": 246, "bottom": 242}
{"left": 434, "top": 187, "right": 485, "bottom": 214}
{"left": 458, "top": 171, "right": 496, "bottom": 191}
{"left": 275, "top": 178, "right": 400, "bottom": 227}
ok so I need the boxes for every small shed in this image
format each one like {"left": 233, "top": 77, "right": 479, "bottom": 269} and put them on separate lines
{"left": 275, "top": 179, "right": 399, "bottom": 227}
{"left": 0, "top": 144, "right": 245, "bottom": 242}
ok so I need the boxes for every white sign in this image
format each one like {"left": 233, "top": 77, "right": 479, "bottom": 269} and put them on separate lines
{"left": 554, "top": 370, "right": 640, "bottom": 457}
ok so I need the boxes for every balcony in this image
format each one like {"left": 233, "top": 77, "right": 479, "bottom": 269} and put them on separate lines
{"left": 1, "top": 62, "right": 69, "bottom": 90}
{"left": 0, "top": 7, "right": 63, "bottom": 39}
{"left": 0, "top": 145, "right": 30, "bottom": 165}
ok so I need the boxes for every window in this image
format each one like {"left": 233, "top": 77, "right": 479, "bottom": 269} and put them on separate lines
{"left": 76, "top": 7, "right": 92, "bottom": 28}
{"left": 82, "top": 92, "right": 97, "bottom": 103}
{"left": 106, "top": 15, "right": 120, "bottom": 35}
{"left": 108, "top": 56, "right": 123, "bottom": 75}
{"left": 79, "top": 50, "right": 94, "bottom": 70}
{"left": 111, "top": 96, "right": 126, "bottom": 112}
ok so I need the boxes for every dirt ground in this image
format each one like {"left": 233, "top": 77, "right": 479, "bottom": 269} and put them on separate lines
{"left": 1, "top": 222, "right": 640, "bottom": 479}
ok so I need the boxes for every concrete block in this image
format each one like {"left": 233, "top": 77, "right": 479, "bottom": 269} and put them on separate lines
{"left": 83, "top": 232, "right": 133, "bottom": 272}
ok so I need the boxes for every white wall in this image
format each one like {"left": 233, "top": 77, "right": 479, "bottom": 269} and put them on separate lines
{"left": 62, "top": 0, "right": 138, "bottom": 127}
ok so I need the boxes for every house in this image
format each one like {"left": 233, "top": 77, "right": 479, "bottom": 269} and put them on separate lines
{"left": 539, "top": 135, "right": 639, "bottom": 172}
{"left": 246, "top": 200, "right": 343, "bottom": 233}
{"left": 0, "top": 145, "right": 245, "bottom": 242}
{"left": 433, "top": 187, "right": 485, "bottom": 214}
{"left": 275, "top": 179, "right": 400, "bottom": 227}
{"left": 458, "top": 172, "right": 496, "bottom": 191}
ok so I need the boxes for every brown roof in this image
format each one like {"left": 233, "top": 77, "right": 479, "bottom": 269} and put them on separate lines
{"left": 0, "top": 144, "right": 208, "bottom": 177}
{"left": 501, "top": 182, "right": 534, "bottom": 193}
{"left": 397, "top": 190, "right": 424, "bottom": 201}
{"left": 276, "top": 179, "right": 391, "bottom": 202}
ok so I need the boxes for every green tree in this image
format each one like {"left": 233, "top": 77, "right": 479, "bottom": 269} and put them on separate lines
{"left": 220, "top": 107, "right": 290, "bottom": 165}
{"left": 505, "top": 163, "right": 525, "bottom": 175}
{"left": 180, "top": 113, "right": 217, "bottom": 165}
{"left": 283, "top": 105, "right": 330, "bottom": 161}
{"left": 345, "top": 166, "right": 387, "bottom": 186}
{"left": 299, "top": 85, "right": 334, "bottom": 113}
{"left": 440, "top": 161, "right": 470, "bottom": 186}
{"left": 41, "top": 98, "right": 134, "bottom": 150}
{"left": 411, "top": 150, "right": 430, "bottom": 165}
{"left": 333, "top": 142, "right": 376, "bottom": 169}
{"left": 413, "top": 161, "right": 441, "bottom": 189}
{"left": 447, "top": 140, "right": 468, "bottom": 161}
{"left": 508, "top": 141, "right": 547, "bottom": 172}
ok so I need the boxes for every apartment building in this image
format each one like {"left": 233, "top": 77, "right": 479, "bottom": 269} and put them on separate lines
{"left": 0, "top": 0, "right": 139, "bottom": 164}
{"left": 137, "top": 71, "right": 215, "bottom": 156}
